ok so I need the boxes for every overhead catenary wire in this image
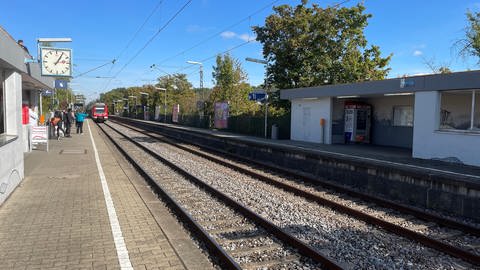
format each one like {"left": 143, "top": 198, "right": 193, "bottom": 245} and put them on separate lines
{"left": 101, "top": 0, "right": 165, "bottom": 92}
{"left": 102, "top": 0, "right": 193, "bottom": 92}
{"left": 102, "top": 0, "right": 353, "bottom": 92}
{"left": 113, "top": 0, "right": 193, "bottom": 77}
{"left": 74, "top": 59, "right": 116, "bottom": 78}
{"left": 115, "top": 0, "right": 165, "bottom": 63}
{"left": 173, "top": 40, "right": 254, "bottom": 74}
{"left": 156, "top": 0, "right": 353, "bottom": 86}
{"left": 153, "top": 0, "right": 282, "bottom": 67}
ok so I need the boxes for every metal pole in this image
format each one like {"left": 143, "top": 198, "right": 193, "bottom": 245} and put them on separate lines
{"left": 264, "top": 101, "right": 268, "bottom": 138}
{"left": 245, "top": 57, "right": 269, "bottom": 139}
{"left": 264, "top": 78, "right": 268, "bottom": 139}
{"left": 164, "top": 89, "right": 167, "bottom": 123}
{"left": 39, "top": 92, "right": 42, "bottom": 123}
{"left": 471, "top": 90, "right": 476, "bottom": 130}
{"left": 200, "top": 65, "right": 204, "bottom": 100}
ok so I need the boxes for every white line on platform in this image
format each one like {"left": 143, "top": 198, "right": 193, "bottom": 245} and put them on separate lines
{"left": 87, "top": 120, "right": 133, "bottom": 270}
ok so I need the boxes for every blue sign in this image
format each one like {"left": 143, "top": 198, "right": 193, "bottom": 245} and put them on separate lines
{"left": 248, "top": 92, "right": 267, "bottom": 101}
{"left": 400, "top": 78, "right": 415, "bottom": 88}
{"left": 55, "top": 79, "right": 68, "bottom": 89}
{"left": 42, "top": 90, "right": 53, "bottom": 96}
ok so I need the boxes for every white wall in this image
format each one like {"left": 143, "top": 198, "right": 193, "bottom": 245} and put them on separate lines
{"left": 291, "top": 97, "right": 332, "bottom": 144}
{"left": 0, "top": 70, "right": 24, "bottom": 205}
{"left": 413, "top": 91, "right": 480, "bottom": 166}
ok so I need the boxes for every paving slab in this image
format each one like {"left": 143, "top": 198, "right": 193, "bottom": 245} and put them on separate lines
{"left": 0, "top": 120, "right": 214, "bottom": 270}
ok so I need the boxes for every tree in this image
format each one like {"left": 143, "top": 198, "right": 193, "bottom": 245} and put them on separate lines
{"left": 211, "top": 53, "right": 257, "bottom": 116}
{"left": 253, "top": 0, "right": 391, "bottom": 91}
{"left": 422, "top": 56, "right": 452, "bottom": 74}
{"left": 154, "top": 73, "right": 196, "bottom": 114}
{"left": 456, "top": 10, "right": 480, "bottom": 61}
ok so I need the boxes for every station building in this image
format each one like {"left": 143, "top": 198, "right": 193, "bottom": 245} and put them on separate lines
{"left": 280, "top": 71, "right": 480, "bottom": 167}
{"left": 0, "top": 27, "right": 54, "bottom": 205}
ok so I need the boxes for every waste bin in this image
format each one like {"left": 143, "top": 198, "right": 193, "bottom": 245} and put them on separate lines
{"left": 271, "top": 124, "right": 278, "bottom": 140}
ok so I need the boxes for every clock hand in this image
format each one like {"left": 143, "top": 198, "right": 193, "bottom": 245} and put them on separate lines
{"left": 54, "top": 52, "right": 64, "bottom": 65}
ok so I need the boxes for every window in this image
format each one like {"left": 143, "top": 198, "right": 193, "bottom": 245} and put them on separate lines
{"left": 95, "top": 107, "right": 105, "bottom": 113}
{"left": 393, "top": 106, "right": 413, "bottom": 127}
{"left": 440, "top": 90, "right": 479, "bottom": 131}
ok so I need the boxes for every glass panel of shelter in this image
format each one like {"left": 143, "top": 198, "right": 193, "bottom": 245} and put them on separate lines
{"left": 440, "top": 90, "right": 472, "bottom": 130}
{"left": 475, "top": 90, "right": 480, "bottom": 130}
{"left": 393, "top": 106, "right": 413, "bottom": 127}
{"left": 0, "top": 79, "right": 4, "bottom": 135}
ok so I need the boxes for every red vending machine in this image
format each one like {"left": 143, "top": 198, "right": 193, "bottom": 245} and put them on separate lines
{"left": 344, "top": 102, "right": 371, "bottom": 143}
{"left": 22, "top": 104, "right": 29, "bottom": 124}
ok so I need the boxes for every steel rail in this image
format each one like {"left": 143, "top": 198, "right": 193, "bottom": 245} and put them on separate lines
{"left": 110, "top": 117, "right": 480, "bottom": 266}
{"left": 101, "top": 122, "right": 344, "bottom": 270}
{"left": 97, "top": 123, "right": 242, "bottom": 270}
{"left": 111, "top": 117, "right": 480, "bottom": 236}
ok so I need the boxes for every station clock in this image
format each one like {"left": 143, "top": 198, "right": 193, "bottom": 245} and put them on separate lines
{"left": 40, "top": 47, "right": 72, "bottom": 77}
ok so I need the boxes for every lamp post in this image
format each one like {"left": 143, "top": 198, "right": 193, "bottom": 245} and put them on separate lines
{"left": 245, "top": 57, "right": 269, "bottom": 139}
{"left": 112, "top": 100, "right": 117, "bottom": 115}
{"left": 128, "top": 95, "right": 137, "bottom": 118}
{"left": 113, "top": 99, "right": 123, "bottom": 115}
{"left": 155, "top": 87, "right": 167, "bottom": 123}
{"left": 186, "top": 60, "right": 204, "bottom": 100}
{"left": 150, "top": 64, "right": 173, "bottom": 123}
{"left": 122, "top": 98, "right": 129, "bottom": 116}
{"left": 139, "top": 92, "right": 149, "bottom": 120}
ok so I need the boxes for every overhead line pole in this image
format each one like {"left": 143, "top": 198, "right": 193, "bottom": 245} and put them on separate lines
{"left": 246, "top": 57, "right": 268, "bottom": 139}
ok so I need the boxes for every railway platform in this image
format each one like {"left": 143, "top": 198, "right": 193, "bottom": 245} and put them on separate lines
{"left": 0, "top": 120, "right": 214, "bottom": 270}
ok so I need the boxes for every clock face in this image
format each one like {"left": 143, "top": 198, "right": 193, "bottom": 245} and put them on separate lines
{"left": 41, "top": 48, "right": 72, "bottom": 77}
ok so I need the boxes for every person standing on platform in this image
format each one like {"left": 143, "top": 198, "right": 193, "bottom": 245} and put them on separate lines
{"left": 75, "top": 110, "right": 88, "bottom": 134}
{"left": 28, "top": 105, "right": 38, "bottom": 126}
{"left": 64, "top": 108, "right": 74, "bottom": 137}
{"left": 53, "top": 111, "right": 65, "bottom": 140}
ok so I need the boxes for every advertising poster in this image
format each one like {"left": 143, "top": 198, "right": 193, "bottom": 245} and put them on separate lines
{"left": 214, "top": 102, "right": 229, "bottom": 129}
{"left": 31, "top": 126, "right": 49, "bottom": 151}
{"left": 154, "top": 105, "right": 160, "bottom": 121}
{"left": 172, "top": 104, "right": 180, "bottom": 123}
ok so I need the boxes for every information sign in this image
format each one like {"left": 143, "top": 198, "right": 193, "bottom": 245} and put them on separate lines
{"left": 248, "top": 92, "right": 267, "bottom": 101}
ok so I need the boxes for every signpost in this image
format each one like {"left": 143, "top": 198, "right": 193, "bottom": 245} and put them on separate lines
{"left": 248, "top": 91, "right": 269, "bottom": 138}
{"left": 248, "top": 92, "right": 268, "bottom": 102}
{"left": 42, "top": 89, "right": 53, "bottom": 96}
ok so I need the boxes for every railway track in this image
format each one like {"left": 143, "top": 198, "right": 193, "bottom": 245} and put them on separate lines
{"left": 98, "top": 123, "right": 339, "bottom": 269}
{"left": 105, "top": 118, "right": 480, "bottom": 268}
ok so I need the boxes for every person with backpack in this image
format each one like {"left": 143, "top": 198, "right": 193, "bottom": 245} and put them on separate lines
{"left": 75, "top": 110, "right": 88, "bottom": 134}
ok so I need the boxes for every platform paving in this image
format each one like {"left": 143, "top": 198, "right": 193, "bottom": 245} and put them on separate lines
{"left": 0, "top": 120, "right": 214, "bottom": 270}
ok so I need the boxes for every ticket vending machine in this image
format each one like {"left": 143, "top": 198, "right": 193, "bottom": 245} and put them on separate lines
{"left": 344, "top": 102, "right": 371, "bottom": 143}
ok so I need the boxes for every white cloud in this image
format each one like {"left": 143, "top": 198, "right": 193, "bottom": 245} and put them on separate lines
{"left": 220, "top": 31, "right": 256, "bottom": 42}
{"left": 239, "top": 33, "right": 256, "bottom": 42}
{"left": 220, "top": 31, "right": 236, "bottom": 39}
{"left": 413, "top": 50, "right": 423, "bottom": 56}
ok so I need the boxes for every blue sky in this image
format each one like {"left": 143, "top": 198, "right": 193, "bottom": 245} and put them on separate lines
{"left": 2, "top": 0, "right": 479, "bottom": 102}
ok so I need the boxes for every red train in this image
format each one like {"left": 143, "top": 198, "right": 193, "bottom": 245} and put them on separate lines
{"left": 91, "top": 103, "right": 108, "bottom": 122}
